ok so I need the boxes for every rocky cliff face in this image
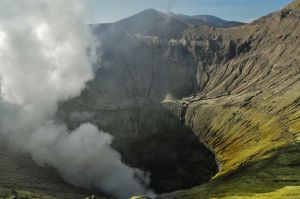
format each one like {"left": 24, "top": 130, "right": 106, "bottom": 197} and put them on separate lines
{"left": 158, "top": 1, "right": 300, "bottom": 198}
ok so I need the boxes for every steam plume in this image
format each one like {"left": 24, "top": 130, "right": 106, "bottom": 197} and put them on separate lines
{"left": 0, "top": 0, "right": 154, "bottom": 198}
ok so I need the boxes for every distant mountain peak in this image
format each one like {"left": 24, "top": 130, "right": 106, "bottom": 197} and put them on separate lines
{"left": 140, "top": 8, "right": 162, "bottom": 14}
{"left": 91, "top": 9, "right": 245, "bottom": 40}
{"left": 110, "top": 8, "right": 187, "bottom": 39}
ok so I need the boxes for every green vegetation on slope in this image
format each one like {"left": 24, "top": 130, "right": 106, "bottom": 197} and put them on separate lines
{"left": 159, "top": 1, "right": 300, "bottom": 198}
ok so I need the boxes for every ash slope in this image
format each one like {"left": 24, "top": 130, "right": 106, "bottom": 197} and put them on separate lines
{"left": 159, "top": 0, "right": 300, "bottom": 198}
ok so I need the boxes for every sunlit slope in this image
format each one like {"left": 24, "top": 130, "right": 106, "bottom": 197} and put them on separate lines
{"left": 160, "top": 0, "right": 300, "bottom": 198}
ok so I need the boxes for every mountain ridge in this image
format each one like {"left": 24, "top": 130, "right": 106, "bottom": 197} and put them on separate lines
{"left": 171, "top": 13, "right": 245, "bottom": 27}
{"left": 91, "top": 8, "right": 245, "bottom": 40}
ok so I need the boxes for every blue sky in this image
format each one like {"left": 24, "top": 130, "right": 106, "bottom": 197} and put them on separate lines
{"left": 85, "top": 0, "right": 293, "bottom": 24}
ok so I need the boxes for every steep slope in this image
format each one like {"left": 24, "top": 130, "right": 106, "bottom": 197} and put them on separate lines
{"left": 158, "top": 0, "right": 300, "bottom": 198}
{"left": 0, "top": 138, "right": 104, "bottom": 199}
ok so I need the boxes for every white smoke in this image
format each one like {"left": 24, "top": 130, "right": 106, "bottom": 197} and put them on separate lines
{"left": 0, "top": 1, "right": 155, "bottom": 198}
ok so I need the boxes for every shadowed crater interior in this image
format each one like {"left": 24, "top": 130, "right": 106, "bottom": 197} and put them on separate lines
{"left": 60, "top": 103, "right": 218, "bottom": 194}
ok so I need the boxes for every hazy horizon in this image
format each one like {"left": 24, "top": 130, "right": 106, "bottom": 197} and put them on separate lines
{"left": 85, "top": 0, "right": 293, "bottom": 24}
